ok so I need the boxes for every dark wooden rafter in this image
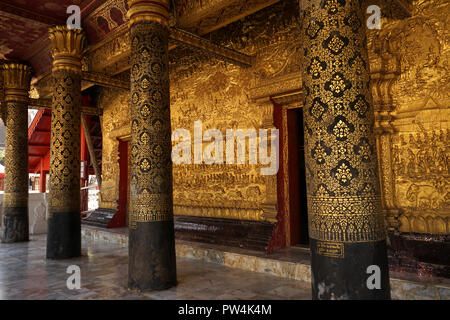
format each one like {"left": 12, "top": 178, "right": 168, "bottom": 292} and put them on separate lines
{"left": 82, "top": 71, "right": 130, "bottom": 90}
{"left": 169, "top": 27, "right": 253, "bottom": 68}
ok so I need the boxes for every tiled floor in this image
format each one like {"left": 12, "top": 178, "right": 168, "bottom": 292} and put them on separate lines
{"left": 0, "top": 235, "right": 312, "bottom": 300}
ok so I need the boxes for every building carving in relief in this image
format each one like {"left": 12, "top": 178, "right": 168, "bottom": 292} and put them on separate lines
{"left": 95, "top": 0, "right": 449, "bottom": 232}
{"left": 367, "top": 0, "right": 449, "bottom": 234}
{"left": 97, "top": 1, "right": 302, "bottom": 222}
{"left": 83, "top": 0, "right": 129, "bottom": 42}
{"left": 392, "top": 130, "right": 449, "bottom": 234}
{"left": 97, "top": 87, "right": 130, "bottom": 210}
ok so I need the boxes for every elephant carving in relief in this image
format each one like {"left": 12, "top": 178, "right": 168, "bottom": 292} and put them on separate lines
{"left": 406, "top": 183, "right": 442, "bottom": 208}
{"left": 228, "top": 190, "right": 243, "bottom": 200}
{"left": 245, "top": 186, "right": 262, "bottom": 200}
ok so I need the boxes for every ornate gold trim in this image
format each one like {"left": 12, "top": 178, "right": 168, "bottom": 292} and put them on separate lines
{"left": 176, "top": 0, "right": 281, "bottom": 35}
{"left": 49, "top": 26, "right": 87, "bottom": 73}
{"left": 173, "top": 205, "right": 266, "bottom": 221}
{"left": 127, "top": 0, "right": 170, "bottom": 27}
{"left": 1, "top": 63, "right": 32, "bottom": 103}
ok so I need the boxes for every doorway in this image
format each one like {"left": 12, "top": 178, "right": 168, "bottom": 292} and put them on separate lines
{"left": 286, "top": 107, "right": 309, "bottom": 246}
{"left": 115, "top": 139, "right": 129, "bottom": 227}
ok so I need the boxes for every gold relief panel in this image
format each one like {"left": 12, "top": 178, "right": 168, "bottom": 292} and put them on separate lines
{"left": 386, "top": 0, "right": 449, "bottom": 112}
{"left": 98, "top": 87, "right": 131, "bottom": 209}
{"left": 86, "top": 27, "right": 130, "bottom": 74}
{"left": 172, "top": 164, "right": 267, "bottom": 209}
{"left": 96, "top": 0, "right": 328, "bottom": 222}
{"left": 87, "top": 0, "right": 301, "bottom": 77}
{"left": 166, "top": 2, "right": 302, "bottom": 221}
{"left": 174, "top": 205, "right": 265, "bottom": 221}
{"left": 96, "top": 0, "right": 449, "bottom": 229}
{"left": 392, "top": 129, "right": 449, "bottom": 234}
{"left": 367, "top": 0, "right": 450, "bottom": 234}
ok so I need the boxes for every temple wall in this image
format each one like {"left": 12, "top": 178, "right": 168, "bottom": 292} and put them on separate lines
{"left": 98, "top": 0, "right": 449, "bottom": 233}
{"left": 98, "top": 87, "right": 130, "bottom": 210}
{"left": 368, "top": 0, "right": 449, "bottom": 234}
{"left": 98, "top": 0, "right": 302, "bottom": 222}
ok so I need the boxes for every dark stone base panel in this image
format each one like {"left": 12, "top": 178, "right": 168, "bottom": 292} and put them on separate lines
{"left": 128, "top": 221, "right": 177, "bottom": 291}
{"left": 388, "top": 232, "right": 450, "bottom": 278}
{"left": 81, "top": 208, "right": 117, "bottom": 228}
{"left": 1, "top": 207, "right": 28, "bottom": 243}
{"left": 175, "top": 215, "right": 276, "bottom": 252}
{"left": 47, "top": 211, "right": 81, "bottom": 259}
{"left": 310, "top": 239, "right": 391, "bottom": 300}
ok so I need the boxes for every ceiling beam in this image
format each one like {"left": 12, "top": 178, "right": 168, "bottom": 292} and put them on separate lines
{"left": 82, "top": 71, "right": 130, "bottom": 90}
{"left": 170, "top": 27, "right": 253, "bottom": 68}
{"left": 0, "top": 1, "right": 63, "bottom": 25}
{"left": 176, "top": 0, "right": 281, "bottom": 36}
{"left": 86, "top": 23, "right": 254, "bottom": 77}
{"left": 28, "top": 98, "right": 103, "bottom": 116}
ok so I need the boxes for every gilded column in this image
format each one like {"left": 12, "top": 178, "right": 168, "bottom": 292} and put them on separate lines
{"left": 1, "top": 63, "right": 32, "bottom": 243}
{"left": 299, "top": 0, "right": 390, "bottom": 299}
{"left": 47, "top": 26, "right": 86, "bottom": 259}
{"left": 127, "top": 0, "right": 177, "bottom": 290}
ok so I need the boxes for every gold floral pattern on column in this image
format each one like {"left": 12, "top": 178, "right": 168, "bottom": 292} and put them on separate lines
{"left": 128, "top": 1, "right": 173, "bottom": 228}
{"left": 300, "top": 0, "right": 386, "bottom": 242}
{"left": 2, "top": 63, "right": 32, "bottom": 209}
{"left": 48, "top": 26, "right": 86, "bottom": 215}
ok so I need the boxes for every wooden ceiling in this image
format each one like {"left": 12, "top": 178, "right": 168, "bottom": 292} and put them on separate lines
{"left": 0, "top": 1, "right": 100, "bottom": 61}
{"left": 0, "top": 0, "right": 412, "bottom": 80}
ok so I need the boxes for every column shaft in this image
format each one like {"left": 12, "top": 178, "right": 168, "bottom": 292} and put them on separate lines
{"left": 127, "top": 0, "right": 177, "bottom": 291}
{"left": 47, "top": 26, "right": 85, "bottom": 259}
{"left": 300, "top": 0, "right": 390, "bottom": 299}
{"left": 1, "top": 64, "right": 32, "bottom": 243}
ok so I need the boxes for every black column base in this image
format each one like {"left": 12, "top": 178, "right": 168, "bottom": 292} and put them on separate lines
{"left": 310, "top": 239, "right": 391, "bottom": 300}
{"left": 129, "top": 221, "right": 177, "bottom": 291}
{"left": 1, "top": 207, "right": 29, "bottom": 243}
{"left": 46, "top": 211, "right": 81, "bottom": 259}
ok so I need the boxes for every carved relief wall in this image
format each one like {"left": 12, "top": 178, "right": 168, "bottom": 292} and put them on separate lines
{"left": 98, "top": 87, "right": 130, "bottom": 210}
{"left": 98, "top": 0, "right": 302, "bottom": 222}
{"left": 368, "top": 0, "right": 449, "bottom": 234}
{"left": 97, "top": 0, "right": 449, "bottom": 234}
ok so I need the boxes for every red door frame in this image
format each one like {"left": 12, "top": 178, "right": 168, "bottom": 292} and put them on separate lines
{"left": 109, "top": 139, "right": 129, "bottom": 228}
{"left": 269, "top": 99, "right": 306, "bottom": 250}
{"left": 287, "top": 108, "right": 301, "bottom": 245}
